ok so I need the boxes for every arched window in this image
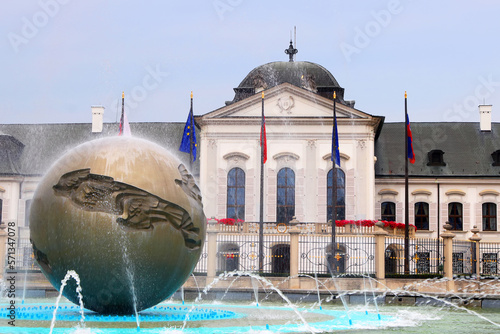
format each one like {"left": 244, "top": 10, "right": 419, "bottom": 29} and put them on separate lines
{"left": 381, "top": 202, "right": 396, "bottom": 221}
{"left": 448, "top": 202, "right": 463, "bottom": 231}
{"left": 277, "top": 168, "right": 295, "bottom": 224}
{"left": 482, "top": 202, "right": 497, "bottom": 231}
{"left": 327, "top": 168, "right": 345, "bottom": 221}
{"left": 227, "top": 168, "right": 245, "bottom": 220}
{"left": 385, "top": 245, "right": 399, "bottom": 275}
{"left": 414, "top": 202, "right": 429, "bottom": 230}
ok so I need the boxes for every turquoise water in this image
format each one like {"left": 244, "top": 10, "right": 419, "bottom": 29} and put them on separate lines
{"left": 1, "top": 299, "right": 500, "bottom": 333}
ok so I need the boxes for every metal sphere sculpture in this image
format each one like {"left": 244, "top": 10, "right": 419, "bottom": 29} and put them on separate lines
{"left": 29, "top": 137, "right": 205, "bottom": 314}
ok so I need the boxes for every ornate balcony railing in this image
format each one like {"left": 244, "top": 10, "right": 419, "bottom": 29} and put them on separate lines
{"left": 210, "top": 219, "right": 416, "bottom": 237}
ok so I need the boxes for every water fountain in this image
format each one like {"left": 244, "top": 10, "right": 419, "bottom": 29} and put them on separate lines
{"left": 2, "top": 108, "right": 500, "bottom": 332}
{"left": 3, "top": 272, "right": 500, "bottom": 333}
{"left": 28, "top": 136, "right": 206, "bottom": 315}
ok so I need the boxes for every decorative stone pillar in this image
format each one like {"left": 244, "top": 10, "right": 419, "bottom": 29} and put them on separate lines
{"left": 374, "top": 221, "right": 389, "bottom": 288}
{"left": 289, "top": 217, "right": 301, "bottom": 289}
{"left": 206, "top": 218, "right": 219, "bottom": 284}
{"left": 469, "top": 226, "right": 482, "bottom": 278}
{"left": 441, "top": 222, "right": 456, "bottom": 292}
{"left": 0, "top": 222, "right": 7, "bottom": 279}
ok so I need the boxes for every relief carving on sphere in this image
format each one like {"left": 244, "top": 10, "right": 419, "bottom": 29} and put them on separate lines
{"left": 53, "top": 167, "right": 202, "bottom": 250}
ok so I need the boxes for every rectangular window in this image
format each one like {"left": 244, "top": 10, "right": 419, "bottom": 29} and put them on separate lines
{"left": 482, "top": 203, "right": 497, "bottom": 231}
{"left": 414, "top": 202, "right": 429, "bottom": 230}
{"left": 227, "top": 168, "right": 245, "bottom": 220}
{"left": 448, "top": 202, "right": 463, "bottom": 231}
{"left": 381, "top": 202, "right": 396, "bottom": 221}
{"left": 277, "top": 168, "right": 295, "bottom": 224}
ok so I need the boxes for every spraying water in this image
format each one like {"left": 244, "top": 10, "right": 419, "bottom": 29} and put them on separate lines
{"left": 49, "top": 270, "right": 85, "bottom": 334}
{"left": 21, "top": 270, "right": 28, "bottom": 304}
{"left": 251, "top": 276, "right": 260, "bottom": 306}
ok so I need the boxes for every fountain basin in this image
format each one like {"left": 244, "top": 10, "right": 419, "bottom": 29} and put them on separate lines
{"left": 0, "top": 300, "right": 394, "bottom": 333}
{"left": 2, "top": 297, "right": 500, "bottom": 333}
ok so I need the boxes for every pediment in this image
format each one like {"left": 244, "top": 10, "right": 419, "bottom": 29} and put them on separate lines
{"left": 199, "top": 83, "right": 372, "bottom": 122}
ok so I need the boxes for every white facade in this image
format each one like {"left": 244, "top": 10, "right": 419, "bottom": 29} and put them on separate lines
{"left": 375, "top": 178, "right": 500, "bottom": 241}
{"left": 198, "top": 83, "right": 382, "bottom": 225}
{"left": 0, "top": 175, "right": 39, "bottom": 246}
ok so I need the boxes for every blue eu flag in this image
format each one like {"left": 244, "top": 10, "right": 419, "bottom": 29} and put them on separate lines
{"left": 179, "top": 101, "right": 196, "bottom": 162}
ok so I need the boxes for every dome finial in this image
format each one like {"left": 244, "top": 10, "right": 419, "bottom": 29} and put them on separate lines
{"left": 284, "top": 40, "right": 298, "bottom": 62}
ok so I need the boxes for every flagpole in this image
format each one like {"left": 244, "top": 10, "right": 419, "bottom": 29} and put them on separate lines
{"left": 331, "top": 92, "right": 338, "bottom": 274}
{"left": 120, "top": 91, "right": 125, "bottom": 135}
{"left": 189, "top": 91, "right": 194, "bottom": 171}
{"left": 259, "top": 91, "right": 265, "bottom": 273}
{"left": 404, "top": 91, "right": 410, "bottom": 275}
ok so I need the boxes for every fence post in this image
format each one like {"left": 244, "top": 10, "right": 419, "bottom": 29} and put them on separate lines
{"left": 469, "top": 226, "right": 481, "bottom": 278}
{"left": 0, "top": 223, "right": 6, "bottom": 279}
{"left": 206, "top": 218, "right": 219, "bottom": 284}
{"left": 441, "top": 222, "right": 456, "bottom": 292}
{"left": 289, "top": 217, "right": 301, "bottom": 289}
{"left": 374, "top": 221, "right": 389, "bottom": 287}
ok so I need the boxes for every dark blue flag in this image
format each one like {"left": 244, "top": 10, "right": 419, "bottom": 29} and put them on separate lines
{"left": 179, "top": 102, "right": 196, "bottom": 162}
{"left": 331, "top": 95, "right": 340, "bottom": 166}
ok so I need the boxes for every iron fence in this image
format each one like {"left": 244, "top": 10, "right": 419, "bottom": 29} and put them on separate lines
{"left": 14, "top": 225, "right": 500, "bottom": 279}
{"left": 385, "top": 237, "right": 442, "bottom": 275}
{"left": 216, "top": 233, "right": 261, "bottom": 273}
{"left": 15, "top": 238, "right": 38, "bottom": 271}
{"left": 299, "top": 235, "right": 375, "bottom": 276}
{"left": 479, "top": 242, "right": 500, "bottom": 276}
{"left": 192, "top": 241, "right": 208, "bottom": 274}
{"left": 452, "top": 240, "right": 474, "bottom": 275}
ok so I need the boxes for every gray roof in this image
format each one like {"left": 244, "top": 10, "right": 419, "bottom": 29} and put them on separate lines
{"left": 0, "top": 133, "right": 24, "bottom": 174}
{"left": 4, "top": 120, "right": 499, "bottom": 179}
{"left": 0, "top": 122, "right": 200, "bottom": 177}
{"left": 376, "top": 122, "right": 500, "bottom": 178}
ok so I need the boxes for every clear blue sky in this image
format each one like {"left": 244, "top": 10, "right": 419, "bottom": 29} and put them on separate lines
{"left": 1, "top": 0, "right": 499, "bottom": 124}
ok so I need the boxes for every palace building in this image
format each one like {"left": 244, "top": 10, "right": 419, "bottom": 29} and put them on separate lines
{"left": 1, "top": 43, "right": 499, "bottom": 268}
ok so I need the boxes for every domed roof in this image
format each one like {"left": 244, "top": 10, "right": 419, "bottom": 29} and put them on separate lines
{"left": 229, "top": 60, "right": 353, "bottom": 107}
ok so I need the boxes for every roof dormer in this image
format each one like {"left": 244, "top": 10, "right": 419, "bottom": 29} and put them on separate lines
{"left": 427, "top": 150, "right": 446, "bottom": 166}
{"left": 491, "top": 150, "right": 500, "bottom": 166}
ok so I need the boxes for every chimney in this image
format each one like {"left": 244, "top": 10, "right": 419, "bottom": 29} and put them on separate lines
{"left": 91, "top": 106, "right": 105, "bottom": 133}
{"left": 479, "top": 104, "right": 492, "bottom": 132}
